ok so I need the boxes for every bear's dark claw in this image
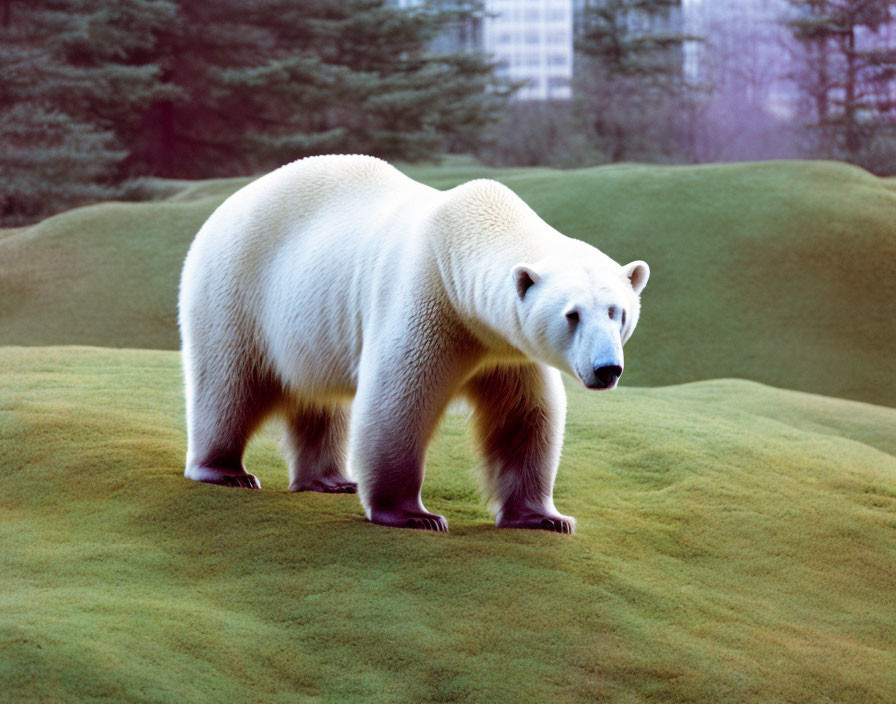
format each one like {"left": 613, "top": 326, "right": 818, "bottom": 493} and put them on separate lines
{"left": 369, "top": 509, "right": 449, "bottom": 532}
{"left": 497, "top": 511, "right": 575, "bottom": 535}
{"left": 225, "top": 473, "right": 261, "bottom": 490}
{"left": 186, "top": 465, "right": 261, "bottom": 490}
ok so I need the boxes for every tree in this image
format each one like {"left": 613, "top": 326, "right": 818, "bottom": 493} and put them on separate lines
{"left": 1, "top": 0, "right": 511, "bottom": 223}
{"left": 0, "top": 0, "right": 171, "bottom": 224}
{"left": 477, "top": 101, "right": 604, "bottom": 168}
{"left": 576, "top": 0, "right": 701, "bottom": 162}
{"left": 786, "top": 0, "right": 896, "bottom": 169}
{"left": 685, "top": 2, "right": 804, "bottom": 163}
{"left": 129, "top": 0, "right": 511, "bottom": 177}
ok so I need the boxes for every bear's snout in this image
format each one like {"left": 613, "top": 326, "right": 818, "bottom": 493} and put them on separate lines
{"left": 590, "top": 364, "right": 622, "bottom": 390}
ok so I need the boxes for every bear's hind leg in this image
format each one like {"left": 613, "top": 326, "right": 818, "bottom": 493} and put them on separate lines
{"left": 184, "top": 362, "right": 280, "bottom": 490}
{"left": 465, "top": 363, "right": 574, "bottom": 534}
{"left": 284, "top": 403, "right": 356, "bottom": 493}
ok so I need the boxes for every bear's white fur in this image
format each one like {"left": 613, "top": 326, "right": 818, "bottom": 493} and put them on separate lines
{"left": 179, "top": 154, "right": 649, "bottom": 533}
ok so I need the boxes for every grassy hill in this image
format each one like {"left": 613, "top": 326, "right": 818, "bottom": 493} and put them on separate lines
{"left": 1, "top": 160, "right": 895, "bottom": 406}
{"left": 2, "top": 345, "right": 895, "bottom": 703}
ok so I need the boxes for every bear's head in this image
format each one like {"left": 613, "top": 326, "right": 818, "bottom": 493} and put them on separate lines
{"left": 511, "top": 255, "right": 649, "bottom": 390}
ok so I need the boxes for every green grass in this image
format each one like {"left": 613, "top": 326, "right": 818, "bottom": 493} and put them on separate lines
{"left": 3, "top": 160, "right": 895, "bottom": 701}
{"left": 2, "top": 345, "right": 895, "bottom": 703}
{"left": 1, "top": 160, "right": 895, "bottom": 406}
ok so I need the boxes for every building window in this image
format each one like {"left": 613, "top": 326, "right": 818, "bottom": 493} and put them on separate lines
{"left": 548, "top": 30, "right": 567, "bottom": 44}
{"left": 549, "top": 11, "right": 566, "bottom": 22}
{"left": 548, "top": 53, "right": 567, "bottom": 66}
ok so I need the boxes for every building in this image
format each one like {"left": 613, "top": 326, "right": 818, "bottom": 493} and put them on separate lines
{"left": 683, "top": 0, "right": 792, "bottom": 95}
{"left": 484, "top": 0, "right": 574, "bottom": 100}
{"left": 399, "top": 1, "right": 701, "bottom": 102}
{"left": 397, "top": 0, "right": 575, "bottom": 101}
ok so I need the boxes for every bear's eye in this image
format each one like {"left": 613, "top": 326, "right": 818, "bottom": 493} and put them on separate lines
{"left": 565, "top": 310, "right": 579, "bottom": 325}
{"left": 608, "top": 306, "right": 617, "bottom": 320}
{"left": 621, "top": 309, "right": 627, "bottom": 327}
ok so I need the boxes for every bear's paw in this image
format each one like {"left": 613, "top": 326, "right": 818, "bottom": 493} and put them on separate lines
{"left": 496, "top": 511, "right": 575, "bottom": 535}
{"left": 185, "top": 465, "right": 261, "bottom": 490}
{"left": 368, "top": 509, "right": 449, "bottom": 533}
{"left": 289, "top": 477, "right": 358, "bottom": 494}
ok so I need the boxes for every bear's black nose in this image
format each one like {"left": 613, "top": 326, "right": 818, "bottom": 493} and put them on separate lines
{"left": 593, "top": 365, "right": 622, "bottom": 389}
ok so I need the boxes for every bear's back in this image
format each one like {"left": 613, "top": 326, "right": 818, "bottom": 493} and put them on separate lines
{"left": 228, "top": 154, "right": 412, "bottom": 225}
{"left": 188, "top": 155, "right": 435, "bottom": 282}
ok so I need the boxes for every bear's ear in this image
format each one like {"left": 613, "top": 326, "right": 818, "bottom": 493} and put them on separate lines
{"left": 623, "top": 260, "right": 650, "bottom": 295}
{"left": 511, "top": 264, "right": 541, "bottom": 300}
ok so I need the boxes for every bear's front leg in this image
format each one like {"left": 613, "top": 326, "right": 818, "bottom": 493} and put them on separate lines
{"left": 351, "top": 422, "right": 448, "bottom": 532}
{"left": 348, "top": 332, "right": 481, "bottom": 533}
{"left": 465, "top": 363, "right": 575, "bottom": 535}
{"left": 348, "top": 378, "right": 449, "bottom": 531}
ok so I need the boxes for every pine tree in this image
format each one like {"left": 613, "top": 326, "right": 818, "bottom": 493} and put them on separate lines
{"left": 576, "top": 0, "right": 699, "bottom": 162}
{"left": 130, "top": 0, "right": 510, "bottom": 177}
{"left": 2, "top": 0, "right": 510, "bottom": 221}
{"left": 786, "top": 1, "right": 896, "bottom": 169}
{"left": 0, "top": 0, "right": 169, "bottom": 223}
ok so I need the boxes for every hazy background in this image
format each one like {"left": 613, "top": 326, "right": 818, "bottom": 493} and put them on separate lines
{"left": 2, "top": 0, "right": 895, "bottom": 225}
{"left": 3, "top": 4, "right": 896, "bottom": 701}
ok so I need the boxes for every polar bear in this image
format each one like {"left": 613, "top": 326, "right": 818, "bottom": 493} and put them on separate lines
{"left": 179, "top": 155, "right": 649, "bottom": 534}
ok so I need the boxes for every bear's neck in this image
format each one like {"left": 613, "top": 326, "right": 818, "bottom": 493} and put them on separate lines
{"left": 432, "top": 216, "right": 558, "bottom": 357}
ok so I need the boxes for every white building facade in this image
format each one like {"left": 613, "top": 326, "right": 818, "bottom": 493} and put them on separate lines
{"left": 396, "top": 0, "right": 575, "bottom": 100}
{"left": 484, "top": 0, "right": 574, "bottom": 100}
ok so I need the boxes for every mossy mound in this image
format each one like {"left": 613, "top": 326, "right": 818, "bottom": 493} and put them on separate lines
{"left": 2, "top": 346, "right": 894, "bottom": 702}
